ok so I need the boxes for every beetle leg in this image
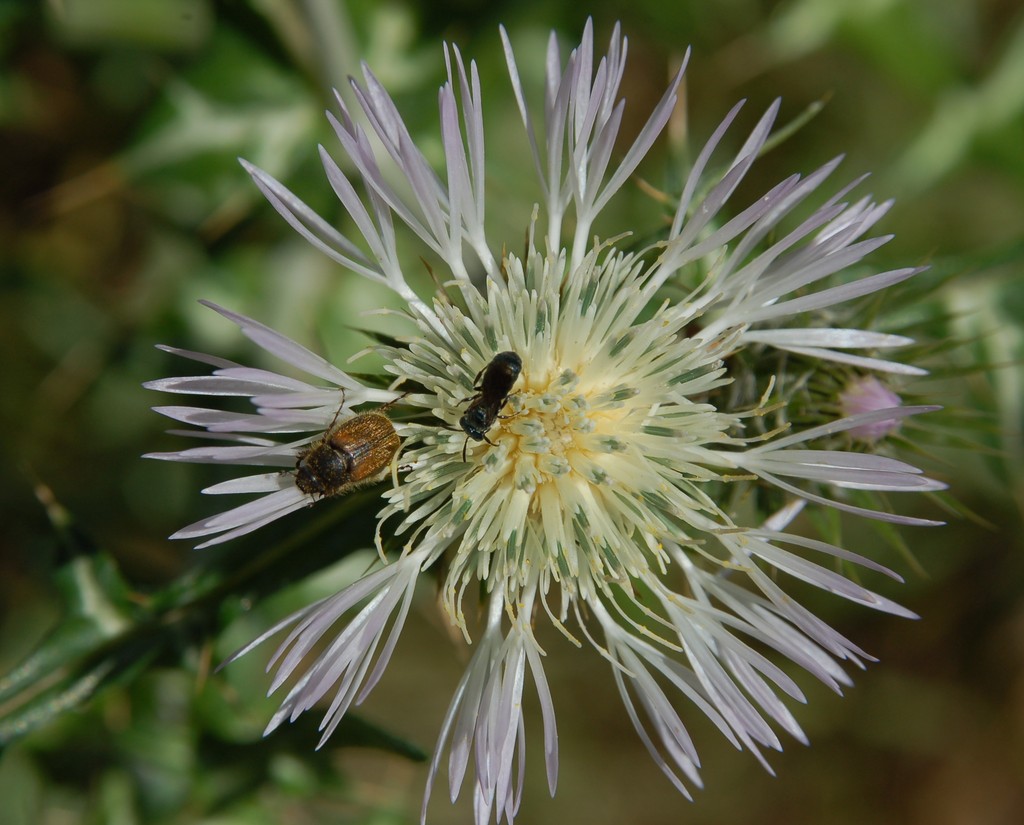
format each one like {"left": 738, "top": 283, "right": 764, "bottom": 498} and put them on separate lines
{"left": 379, "top": 390, "right": 410, "bottom": 414}
{"left": 325, "top": 388, "right": 347, "bottom": 431}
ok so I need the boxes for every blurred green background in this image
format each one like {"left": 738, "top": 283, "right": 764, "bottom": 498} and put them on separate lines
{"left": 1, "top": 0, "right": 1023, "bottom": 823}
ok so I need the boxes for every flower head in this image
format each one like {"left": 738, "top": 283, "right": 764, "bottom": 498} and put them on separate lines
{"left": 147, "top": 20, "right": 943, "bottom": 824}
{"left": 839, "top": 375, "right": 906, "bottom": 442}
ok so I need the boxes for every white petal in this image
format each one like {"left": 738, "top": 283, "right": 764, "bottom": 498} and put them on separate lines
{"left": 199, "top": 301, "right": 361, "bottom": 387}
{"left": 741, "top": 328, "right": 914, "bottom": 349}
{"left": 774, "top": 346, "right": 929, "bottom": 375}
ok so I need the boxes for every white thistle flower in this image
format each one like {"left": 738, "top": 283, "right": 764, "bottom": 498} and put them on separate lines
{"left": 146, "top": 20, "right": 945, "bottom": 824}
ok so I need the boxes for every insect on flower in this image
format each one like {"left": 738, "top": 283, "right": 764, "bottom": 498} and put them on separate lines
{"left": 144, "top": 19, "right": 949, "bottom": 825}
{"left": 459, "top": 351, "right": 522, "bottom": 459}
{"left": 295, "top": 404, "right": 402, "bottom": 499}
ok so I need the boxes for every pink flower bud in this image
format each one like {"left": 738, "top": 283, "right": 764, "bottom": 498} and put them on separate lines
{"left": 840, "top": 376, "right": 904, "bottom": 442}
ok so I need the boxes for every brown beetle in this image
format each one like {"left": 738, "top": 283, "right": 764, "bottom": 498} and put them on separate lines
{"left": 295, "top": 406, "right": 401, "bottom": 499}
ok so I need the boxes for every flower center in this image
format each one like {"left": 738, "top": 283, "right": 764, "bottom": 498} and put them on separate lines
{"left": 488, "top": 367, "right": 640, "bottom": 499}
